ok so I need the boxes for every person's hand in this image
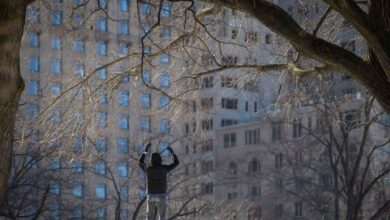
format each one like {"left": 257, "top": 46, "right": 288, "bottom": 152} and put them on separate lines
{"left": 167, "top": 146, "right": 174, "bottom": 154}
{"left": 145, "top": 143, "right": 151, "bottom": 152}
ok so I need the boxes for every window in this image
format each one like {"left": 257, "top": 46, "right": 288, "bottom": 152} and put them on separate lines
{"left": 221, "top": 55, "right": 238, "bottom": 66}
{"left": 73, "top": 207, "right": 83, "bottom": 219}
{"left": 141, "top": 24, "right": 151, "bottom": 37}
{"left": 201, "top": 161, "right": 213, "bottom": 173}
{"left": 96, "top": 88, "right": 108, "bottom": 104}
{"left": 51, "top": 36, "right": 61, "bottom": 51}
{"left": 229, "top": 162, "right": 237, "bottom": 175}
{"left": 96, "top": 184, "right": 106, "bottom": 199}
{"left": 292, "top": 119, "right": 302, "bottom": 138}
{"left": 160, "top": 54, "right": 170, "bottom": 64}
{"left": 160, "top": 119, "right": 170, "bottom": 134}
{"left": 97, "top": 16, "right": 107, "bottom": 32}
{"left": 118, "top": 138, "right": 128, "bottom": 153}
{"left": 161, "top": 3, "right": 171, "bottom": 17}
{"left": 160, "top": 72, "right": 170, "bottom": 88}
{"left": 96, "top": 138, "right": 106, "bottom": 152}
{"left": 97, "top": 41, "right": 107, "bottom": 56}
{"left": 140, "top": 116, "right": 151, "bottom": 132}
{"left": 265, "top": 34, "right": 272, "bottom": 44}
{"left": 96, "top": 67, "right": 107, "bottom": 80}
{"left": 201, "top": 139, "right": 213, "bottom": 152}
{"left": 200, "top": 98, "right": 213, "bottom": 111}
{"left": 51, "top": 59, "right": 61, "bottom": 75}
{"left": 202, "top": 119, "right": 213, "bottom": 130}
{"left": 141, "top": 93, "right": 151, "bottom": 109}
{"left": 74, "top": 38, "right": 85, "bottom": 53}
{"left": 295, "top": 201, "right": 303, "bottom": 217}
{"left": 51, "top": 10, "right": 62, "bottom": 26}
{"left": 275, "top": 204, "right": 283, "bottom": 218}
{"left": 272, "top": 122, "right": 282, "bottom": 141}
{"left": 162, "top": 27, "right": 170, "bottom": 40}
{"left": 28, "top": 56, "right": 39, "bottom": 72}
{"left": 74, "top": 0, "right": 85, "bottom": 6}
{"left": 73, "top": 13, "right": 83, "bottom": 28}
{"left": 75, "top": 88, "right": 84, "bottom": 100}
{"left": 159, "top": 95, "right": 169, "bottom": 111}
{"left": 159, "top": 142, "right": 169, "bottom": 157}
{"left": 339, "top": 110, "right": 361, "bottom": 128}
{"left": 96, "top": 160, "right": 106, "bottom": 175}
{"left": 201, "top": 183, "right": 213, "bottom": 194}
{"left": 245, "top": 101, "right": 249, "bottom": 112}
{"left": 141, "top": 70, "right": 151, "bottom": 84}
{"left": 143, "top": 45, "right": 151, "bottom": 54}
{"left": 201, "top": 76, "right": 213, "bottom": 88}
{"left": 26, "top": 155, "right": 38, "bottom": 169}
{"left": 118, "top": 90, "right": 129, "bottom": 106}
{"left": 27, "top": 104, "right": 39, "bottom": 119}
{"left": 118, "top": 162, "right": 128, "bottom": 177}
{"left": 26, "top": 5, "right": 39, "bottom": 23}
{"left": 120, "top": 210, "right": 128, "bottom": 220}
{"left": 50, "top": 181, "right": 61, "bottom": 195}
{"left": 119, "top": 0, "right": 128, "bottom": 12}
{"left": 231, "top": 29, "right": 238, "bottom": 40}
{"left": 74, "top": 61, "right": 85, "bottom": 78}
{"left": 74, "top": 136, "right": 84, "bottom": 150}
{"left": 49, "top": 204, "right": 60, "bottom": 220}
{"left": 221, "top": 76, "right": 238, "bottom": 88}
{"left": 51, "top": 108, "right": 61, "bottom": 124}
{"left": 96, "top": 208, "right": 105, "bottom": 220}
{"left": 51, "top": 158, "right": 61, "bottom": 171}
{"left": 223, "top": 132, "right": 236, "bottom": 148}
{"left": 119, "top": 20, "right": 129, "bottom": 35}
{"left": 72, "top": 161, "right": 83, "bottom": 173}
{"left": 97, "top": 112, "right": 107, "bottom": 128}
{"left": 51, "top": 83, "right": 61, "bottom": 95}
{"left": 254, "top": 102, "right": 258, "bottom": 112}
{"left": 98, "top": 0, "right": 106, "bottom": 8}
{"left": 119, "top": 42, "right": 128, "bottom": 56}
{"left": 140, "top": 3, "right": 150, "bottom": 15}
{"left": 245, "top": 31, "right": 257, "bottom": 43}
{"left": 245, "top": 128, "right": 260, "bottom": 145}
{"left": 120, "top": 186, "right": 128, "bottom": 202}
{"left": 249, "top": 158, "right": 261, "bottom": 173}
{"left": 250, "top": 184, "right": 261, "bottom": 198}
{"left": 221, "top": 98, "right": 238, "bottom": 110}
{"left": 73, "top": 182, "right": 83, "bottom": 198}
{"left": 119, "top": 114, "right": 129, "bottom": 130}
{"left": 244, "top": 81, "right": 259, "bottom": 92}
{"left": 221, "top": 119, "right": 238, "bottom": 127}
{"left": 28, "top": 32, "right": 39, "bottom": 47}
{"left": 275, "top": 153, "right": 283, "bottom": 169}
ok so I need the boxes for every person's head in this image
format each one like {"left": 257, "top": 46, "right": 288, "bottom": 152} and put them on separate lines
{"left": 151, "top": 153, "right": 162, "bottom": 165}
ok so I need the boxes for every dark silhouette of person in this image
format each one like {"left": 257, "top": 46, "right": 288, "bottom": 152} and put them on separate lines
{"left": 139, "top": 143, "right": 179, "bottom": 220}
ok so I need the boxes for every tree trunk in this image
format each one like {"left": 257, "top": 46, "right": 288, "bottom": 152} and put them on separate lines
{"left": 0, "top": 0, "right": 30, "bottom": 206}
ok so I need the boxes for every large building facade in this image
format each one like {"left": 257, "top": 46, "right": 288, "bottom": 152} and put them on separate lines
{"left": 7, "top": 0, "right": 385, "bottom": 219}
{"left": 10, "top": 0, "right": 277, "bottom": 219}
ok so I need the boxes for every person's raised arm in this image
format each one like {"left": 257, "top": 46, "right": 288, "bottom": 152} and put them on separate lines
{"left": 138, "top": 143, "right": 151, "bottom": 171}
{"left": 165, "top": 146, "right": 179, "bottom": 172}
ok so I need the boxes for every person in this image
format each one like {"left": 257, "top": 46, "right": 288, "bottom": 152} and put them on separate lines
{"left": 139, "top": 143, "right": 179, "bottom": 220}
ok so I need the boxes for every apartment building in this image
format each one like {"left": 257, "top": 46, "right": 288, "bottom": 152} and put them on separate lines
{"left": 213, "top": 95, "right": 390, "bottom": 220}
{"left": 10, "top": 0, "right": 282, "bottom": 219}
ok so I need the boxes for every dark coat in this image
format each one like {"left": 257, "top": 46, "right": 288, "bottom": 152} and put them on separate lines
{"left": 139, "top": 153, "right": 179, "bottom": 194}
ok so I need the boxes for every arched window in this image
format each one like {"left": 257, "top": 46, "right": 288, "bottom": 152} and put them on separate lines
{"left": 229, "top": 162, "right": 237, "bottom": 175}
